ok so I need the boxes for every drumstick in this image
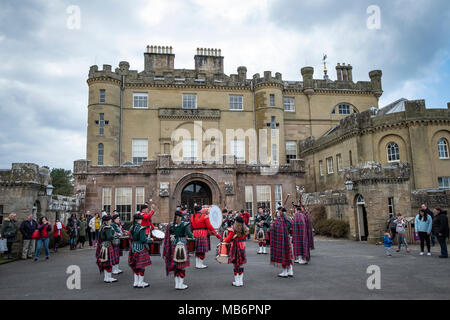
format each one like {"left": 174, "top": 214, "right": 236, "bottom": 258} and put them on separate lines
{"left": 283, "top": 194, "right": 291, "bottom": 207}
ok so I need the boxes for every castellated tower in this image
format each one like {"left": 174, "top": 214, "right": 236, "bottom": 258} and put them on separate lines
{"left": 253, "top": 71, "right": 286, "bottom": 165}
{"left": 86, "top": 64, "right": 122, "bottom": 166}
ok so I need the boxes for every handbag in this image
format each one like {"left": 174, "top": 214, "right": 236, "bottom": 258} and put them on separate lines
{"left": 0, "top": 238, "right": 7, "bottom": 252}
{"left": 32, "top": 229, "right": 40, "bottom": 240}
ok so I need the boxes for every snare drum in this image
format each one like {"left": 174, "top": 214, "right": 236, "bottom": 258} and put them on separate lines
{"left": 216, "top": 242, "right": 229, "bottom": 264}
{"left": 119, "top": 237, "right": 129, "bottom": 250}
{"left": 151, "top": 229, "right": 165, "bottom": 241}
{"left": 149, "top": 241, "right": 161, "bottom": 256}
{"left": 187, "top": 239, "right": 196, "bottom": 253}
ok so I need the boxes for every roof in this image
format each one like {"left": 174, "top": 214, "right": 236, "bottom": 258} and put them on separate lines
{"left": 377, "top": 98, "right": 408, "bottom": 116}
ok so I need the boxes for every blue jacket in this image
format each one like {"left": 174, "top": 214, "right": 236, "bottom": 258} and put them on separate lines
{"left": 383, "top": 236, "right": 393, "bottom": 247}
{"left": 415, "top": 214, "right": 432, "bottom": 233}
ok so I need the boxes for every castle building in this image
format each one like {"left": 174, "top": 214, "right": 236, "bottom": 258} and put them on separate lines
{"left": 74, "top": 45, "right": 383, "bottom": 223}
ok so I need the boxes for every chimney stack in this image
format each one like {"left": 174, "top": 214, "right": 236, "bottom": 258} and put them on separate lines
{"left": 194, "top": 48, "right": 224, "bottom": 75}
{"left": 144, "top": 45, "right": 175, "bottom": 74}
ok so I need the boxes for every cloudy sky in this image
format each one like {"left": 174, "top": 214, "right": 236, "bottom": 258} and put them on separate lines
{"left": 0, "top": 0, "right": 449, "bottom": 170}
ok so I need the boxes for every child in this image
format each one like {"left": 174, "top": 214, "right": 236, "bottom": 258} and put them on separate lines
{"left": 223, "top": 216, "right": 249, "bottom": 287}
{"left": 394, "top": 215, "right": 410, "bottom": 253}
{"left": 382, "top": 233, "right": 393, "bottom": 257}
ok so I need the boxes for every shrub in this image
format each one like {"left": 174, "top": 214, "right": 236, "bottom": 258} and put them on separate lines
{"left": 314, "top": 218, "right": 349, "bottom": 238}
{"left": 330, "top": 220, "right": 349, "bottom": 238}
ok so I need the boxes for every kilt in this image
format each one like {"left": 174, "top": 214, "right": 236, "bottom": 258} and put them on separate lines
{"left": 193, "top": 230, "right": 210, "bottom": 253}
{"left": 228, "top": 240, "right": 246, "bottom": 265}
{"left": 167, "top": 243, "right": 190, "bottom": 272}
{"left": 128, "top": 247, "right": 152, "bottom": 271}
{"left": 112, "top": 244, "right": 122, "bottom": 260}
{"left": 95, "top": 244, "right": 118, "bottom": 272}
{"left": 256, "top": 229, "right": 270, "bottom": 244}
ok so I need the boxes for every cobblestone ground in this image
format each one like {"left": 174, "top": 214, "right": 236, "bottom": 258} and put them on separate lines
{"left": 0, "top": 237, "right": 448, "bottom": 300}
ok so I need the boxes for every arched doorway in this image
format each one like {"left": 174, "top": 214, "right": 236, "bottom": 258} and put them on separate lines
{"left": 181, "top": 181, "right": 212, "bottom": 210}
{"left": 355, "top": 195, "right": 369, "bottom": 241}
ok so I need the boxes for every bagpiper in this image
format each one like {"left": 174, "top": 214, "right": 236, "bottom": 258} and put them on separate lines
{"left": 128, "top": 214, "right": 152, "bottom": 288}
{"left": 292, "top": 206, "right": 315, "bottom": 264}
{"left": 111, "top": 214, "right": 124, "bottom": 275}
{"left": 163, "top": 210, "right": 194, "bottom": 290}
{"left": 191, "top": 204, "right": 221, "bottom": 269}
{"left": 254, "top": 206, "right": 271, "bottom": 254}
{"left": 270, "top": 207, "right": 294, "bottom": 278}
{"left": 95, "top": 215, "right": 119, "bottom": 283}
{"left": 223, "top": 216, "right": 249, "bottom": 287}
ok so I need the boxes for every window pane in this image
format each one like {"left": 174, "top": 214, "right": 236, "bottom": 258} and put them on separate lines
{"left": 98, "top": 144, "right": 104, "bottom": 165}
{"left": 136, "top": 187, "right": 145, "bottom": 212}
{"left": 133, "top": 93, "right": 148, "bottom": 108}
{"left": 231, "top": 140, "right": 245, "bottom": 161}
{"left": 327, "top": 157, "right": 334, "bottom": 174}
{"left": 115, "top": 187, "right": 132, "bottom": 221}
{"left": 256, "top": 185, "right": 271, "bottom": 211}
{"left": 438, "top": 139, "right": 449, "bottom": 158}
{"left": 99, "top": 90, "right": 105, "bottom": 103}
{"left": 270, "top": 94, "right": 275, "bottom": 107}
{"left": 182, "top": 94, "right": 197, "bottom": 109}
{"left": 102, "top": 187, "right": 111, "bottom": 213}
{"left": 229, "top": 95, "right": 243, "bottom": 110}
{"left": 183, "top": 139, "right": 197, "bottom": 161}
{"left": 284, "top": 97, "right": 295, "bottom": 112}
{"left": 132, "top": 139, "right": 148, "bottom": 164}
{"left": 245, "top": 186, "right": 253, "bottom": 217}
{"left": 338, "top": 104, "right": 350, "bottom": 114}
{"left": 387, "top": 142, "right": 400, "bottom": 162}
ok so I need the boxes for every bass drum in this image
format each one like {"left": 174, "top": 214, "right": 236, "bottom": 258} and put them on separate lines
{"left": 209, "top": 205, "right": 222, "bottom": 230}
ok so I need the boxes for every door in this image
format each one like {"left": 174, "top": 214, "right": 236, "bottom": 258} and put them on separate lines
{"left": 181, "top": 181, "right": 212, "bottom": 212}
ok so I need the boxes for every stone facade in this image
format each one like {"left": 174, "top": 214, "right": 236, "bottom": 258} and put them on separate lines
{"left": 300, "top": 100, "right": 450, "bottom": 242}
{"left": 0, "top": 163, "right": 80, "bottom": 256}
{"left": 76, "top": 45, "right": 382, "bottom": 222}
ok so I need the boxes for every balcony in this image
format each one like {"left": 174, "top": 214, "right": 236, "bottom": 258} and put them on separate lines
{"left": 158, "top": 108, "right": 221, "bottom": 119}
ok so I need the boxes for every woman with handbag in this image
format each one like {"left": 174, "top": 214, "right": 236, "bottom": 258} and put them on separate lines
{"left": 34, "top": 216, "right": 52, "bottom": 261}
{"left": 1, "top": 213, "right": 18, "bottom": 259}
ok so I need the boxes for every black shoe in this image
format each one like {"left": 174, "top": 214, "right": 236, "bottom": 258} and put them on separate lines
{"left": 45, "top": 256, "right": 49, "bottom": 260}
{"left": 34, "top": 258, "right": 38, "bottom": 261}
{"left": 439, "top": 255, "right": 448, "bottom": 259}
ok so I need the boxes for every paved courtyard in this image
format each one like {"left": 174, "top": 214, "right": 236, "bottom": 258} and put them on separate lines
{"left": 0, "top": 237, "right": 449, "bottom": 300}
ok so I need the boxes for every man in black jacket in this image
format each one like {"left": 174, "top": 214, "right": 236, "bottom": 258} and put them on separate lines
{"left": 20, "top": 214, "right": 37, "bottom": 259}
{"left": 432, "top": 208, "right": 449, "bottom": 258}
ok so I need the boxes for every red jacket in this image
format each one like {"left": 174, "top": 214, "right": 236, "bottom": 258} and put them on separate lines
{"left": 240, "top": 211, "right": 250, "bottom": 225}
{"left": 191, "top": 212, "right": 220, "bottom": 238}
{"left": 224, "top": 230, "right": 247, "bottom": 243}
{"left": 141, "top": 209, "right": 155, "bottom": 235}
{"left": 53, "top": 222, "right": 67, "bottom": 238}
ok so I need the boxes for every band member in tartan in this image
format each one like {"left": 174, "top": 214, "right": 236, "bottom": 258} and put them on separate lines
{"left": 305, "top": 208, "right": 315, "bottom": 252}
{"left": 111, "top": 214, "right": 124, "bottom": 275}
{"left": 219, "top": 209, "right": 229, "bottom": 238}
{"left": 128, "top": 214, "right": 152, "bottom": 288}
{"left": 163, "top": 210, "right": 194, "bottom": 290}
{"left": 191, "top": 204, "right": 221, "bottom": 269}
{"left": 95, "top": 215, "right": 119, "bottom": 283}
{"left": 270, "top": 207, "right": 294, "bottom": 278}
{"left": 223, "top": 216, "right": 249, "bottom": 287}
{"left": 140, "top": 203, "right": 156, "bottom": 236}
{"left": 254, "top": 207, "right": 271, "bottom": 254}
{"left": 292, "top": 206, "right": 313, "bottom": 264}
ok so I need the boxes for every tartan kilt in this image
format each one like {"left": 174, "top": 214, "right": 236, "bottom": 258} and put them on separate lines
{"left": 228, "top": 241, "right": 246, "bottom": 265}
{"left": 112, "top": 244, "right": 122, "bottom": 260}
{"left": 193, "top": 230, "right": 210, "bottom": 253}
{"left": 168, "top": 243, "right": 190, "bottom": 271}
{"left": 95, "top": 244, "right": 117, "bottom": 272}
{"left": 128, "top": 247, "right": 152, "bottom": 271}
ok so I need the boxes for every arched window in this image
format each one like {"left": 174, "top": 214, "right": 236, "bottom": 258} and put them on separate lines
{"left": 98, "top": 143, "right": 104, "bottom": 165}
{"left": 387, "top": 142, "right": 400, "bottom": 162}
{"left": 438, "top": 138, "right": 449, "bottom": 159}
{"left": 331, "top": 103, "right": 358, "bottom": 115}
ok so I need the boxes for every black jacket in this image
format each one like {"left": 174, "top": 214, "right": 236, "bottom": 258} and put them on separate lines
{"left": 432, "top": 211, "right": 449, "bottom": 238}
{"left": 20, "top": 219, "right": 37, "bottom": 239}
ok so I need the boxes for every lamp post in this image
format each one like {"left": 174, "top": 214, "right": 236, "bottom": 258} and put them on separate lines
{"left": 344, "top": 179, "right": 354, "bottom": 191}
{"left": 46, "top": 184, "right": 54, "bottom": 196}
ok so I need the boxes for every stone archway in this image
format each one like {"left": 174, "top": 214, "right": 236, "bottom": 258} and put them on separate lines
{"left": 173, "top": 173, "right": 222, "bottom": 213}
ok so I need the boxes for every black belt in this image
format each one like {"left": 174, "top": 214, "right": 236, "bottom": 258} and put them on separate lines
{"left": 194, "top": 228, "right": 207, "bottom": 230}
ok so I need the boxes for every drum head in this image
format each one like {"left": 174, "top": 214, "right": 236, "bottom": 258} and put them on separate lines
{"left": 151, "top": 229, "right": 165, "bottom": 239}
{"left": 209, "top": 205, "right": 222, "bottom": 229}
